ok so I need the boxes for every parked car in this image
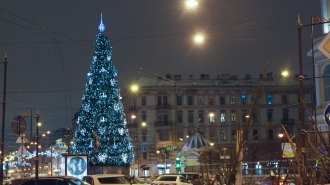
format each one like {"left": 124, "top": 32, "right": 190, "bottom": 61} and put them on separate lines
{"left": 149, "top": 176, "right": 159, "bottom": 183}
{"left": 181, "top": 173, "right": 203, "bottom": 185}
{"left": 151, "top": 174, "right": 191, "bottom": 185}
{"left": 11, "top": 176, "right": 89, "bottom": 185}
{"left": 260, "top": 176, "right": 295, "bottom": 185}
{"left": 82, "top": 174, "right": 131, "bottom": 185}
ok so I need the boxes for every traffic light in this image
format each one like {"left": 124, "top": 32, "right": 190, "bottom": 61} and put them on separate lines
{"left": 175, "top": 157, "right": 181, "bottom": 170}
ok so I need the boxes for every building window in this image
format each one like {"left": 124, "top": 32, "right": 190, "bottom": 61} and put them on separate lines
{"left": 188, "top": 96, "right": 193, "bottom": 105}
{"left": 230, "top": 96, "right": 236, "bottom": 105}
{"left": 177, "top": 96, "right": 182, "bottom": 105}
{"left": 220, "top": 112, "right": 226, "bottom": 122}
{"left": 177, "top": 111, "right": 183, "bottom": 123}
{"left": 220, "top": 130, "right": 226, "bottom": 140}
{"left": 198, "top": 111, "right": 204, "bottom": 123}
{"left": 268, "top": 129, "right": 274, "bottom": 139}
{"left": 210, "top": 133, "right": 215, "bottom": 141}
{"left": 232, "top": 130, "right": 237, "bottom": 140}
{"left": 231, "top": 113, "right": 236, "bottom": 122}
{"left": 220, "top": 96, "right": 225, "bottom": 105}
{"left": 142, "top": 96, "right": 146, "bottom": 106}
{"left": 164, "top": 114, "right": 168, "bottom": 124}
{"left": 163, "top": 96, "right": 168, "bottom": 105}
{"left": 157, "top": 114, "right": 163, "bottom": 123}
{"left": 282, "top": 95, "right": 288, "bottom": 104}
{"left": 266, "top": 94, "right": 272, "bottom": 104}
{"left": 267, "top": 109, "right": 273, "bottom": 122}
{"left": 198, "top": 96, "right": 203, "bottom": 105}
{"left": 157, "top": 96, "right": 162, "bottom": 105}
{"left": 252, "top": 112, "right": 257, "bottom": 122}
{"left": 253, "top": 129, "right": 258, "bottom": 140}
{"left": 142, "top": 131, "right": 147, "bottom": 141}
{"left": 142, "top": 152, "right": 147, "bottom": 159}
{"left": 283, "top": 109, "right": 289, "bottom": 120}
{"left": 241, "top": 95, "right": 246, "bottom": 105}
{"left": 209, "top": 97, "right": 215, "bottom": 105}
{"left": 243, "top": 163, "right": 248, "bottom": 175}
{"left": 251, "top": 95, "right": 256, "bottom": 103}
{"left": 255, "top": 163, "right": 262, "bottom": 175}
{"left": 209, "top": 112, "right": 215, "bottom": 122}
{"left": 134, "top": 136, "right": 138, "bottom": 142}
{"left": 160, "top": 130, "right": 169, "bottom": 141}
{"left": 158, "top": 96, "right": 167, "bottom": 105}
{"left": 142, "top": 112, "right": 147, "bottom": 122}
{"left": 178, "top": 130, "right": 183, "bottom": 141}
{"left": 188, "top": 111, "right": 194, "bottom": 123}
{"left": 324, "top": 65, "right": 330, "bottom": 101}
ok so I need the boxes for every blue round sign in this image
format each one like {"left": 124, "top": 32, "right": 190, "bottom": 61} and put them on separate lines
{"left": 324, "top": 104, "right": 330, "bottom": 126}
{"left": 67, "top": 156, "right": 87, "bottom": 175}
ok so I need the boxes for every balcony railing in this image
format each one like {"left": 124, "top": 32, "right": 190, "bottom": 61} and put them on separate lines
{"left": 156, "top": 104, "right": 170, "bottom": 109}
{"left": 155, "top": 121, "right": 172, "bottom": 126}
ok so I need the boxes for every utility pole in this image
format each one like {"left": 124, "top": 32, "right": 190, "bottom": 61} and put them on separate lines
{"left": 0, "top": 53, "right": 8, "bottom": 185}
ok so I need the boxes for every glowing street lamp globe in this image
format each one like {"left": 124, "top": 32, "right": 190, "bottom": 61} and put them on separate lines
{"left": 194, "top": 34, "right": 204, "bottom": 44}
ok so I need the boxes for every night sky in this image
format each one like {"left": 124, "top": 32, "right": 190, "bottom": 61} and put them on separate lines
{"left": 0, "top": 1, "right": 322, "bottom": 152}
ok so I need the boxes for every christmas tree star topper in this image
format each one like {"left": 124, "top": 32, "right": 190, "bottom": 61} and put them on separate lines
{"left": 98, "top": 13, "right": 106, "bottom": 32}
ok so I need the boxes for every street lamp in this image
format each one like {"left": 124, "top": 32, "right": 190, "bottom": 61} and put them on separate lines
{"left": 194, "top": 34, "right": 204, "bottom": 44}
{"left": 185, "top": 0, "right": 198, "bottom": 8}
{"left": 281, "top": 70, "right": 289, "bottom": 78}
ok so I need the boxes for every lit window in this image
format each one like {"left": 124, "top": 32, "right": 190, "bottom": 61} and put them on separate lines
{"left": 267, "top": 95, "right": 272, "bottom": 104}
{"left": 241, "top": 95, "right": 246, "bottom": 105}
{"left": 231, "top": 113, "right": 236, "bottom": 122}
{"left": 209, "top": 112, "right": 215, "bottom": 122}
{"left": 220, "top": 112, "right": 225, "bottom": 122}
{"left": 220, "top": 130, "right": 226, "bottom": 140}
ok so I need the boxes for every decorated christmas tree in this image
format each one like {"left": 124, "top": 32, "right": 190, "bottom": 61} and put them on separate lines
{"left": 72, "top": 15, "right": 134, "bottom": 166}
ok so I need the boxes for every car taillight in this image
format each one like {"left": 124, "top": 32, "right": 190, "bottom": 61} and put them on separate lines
{"left": 212, "top": 177, "right": 215, "bottom": 181}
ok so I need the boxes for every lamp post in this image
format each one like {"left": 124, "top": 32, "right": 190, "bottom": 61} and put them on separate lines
{"left": 0, "top": 54, "right": 8, "bottom": 185}
{"left": 50, "top": 146, "right": 53, "bottom": 176}
{"left": 297, "top": 14, "right": 330, "bottom": 169}
{"left": 35, "top": 113, "right": 40, "bottom": 185}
